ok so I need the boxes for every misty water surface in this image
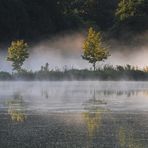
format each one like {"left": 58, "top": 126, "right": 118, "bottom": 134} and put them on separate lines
{"left": 1, "top": 81, "right": 148, "bottom": 148}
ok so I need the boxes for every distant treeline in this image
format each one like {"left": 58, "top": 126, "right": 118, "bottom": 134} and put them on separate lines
{"left": 0, "top": 0, "right": 148, "bottom": 42}
{"left": 1, "top": 64, "right": 148, "bottom": 81}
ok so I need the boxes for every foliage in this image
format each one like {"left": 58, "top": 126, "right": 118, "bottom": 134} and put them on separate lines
{"left": 82, "top": 27, "right": 110, "bottom": 71}
{"left": 7, "top": 40, "right": 29, "bottom": 72}
{"left": 116, "top": 0, "right": 144, "bottom": 21}
{"left": 0, "top": 72, "right": 12, "bottom": 80}
{"left": 1, "top": 64, "right": 148, "bottom": 81}
{"left": 115, "top": 0, "right": 148, "bottom": 34}
{"left": 12, "top": 69, "right": 34, "bottom": 80}
{"left": 0, "top": 0, "right": 147, "bottom": 42}
{"left": 40, "top": 63, "right": 49, "bottom": 72}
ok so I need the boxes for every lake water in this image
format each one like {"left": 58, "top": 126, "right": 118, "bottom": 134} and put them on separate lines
{"left": 1, "top": 81, "right": 148, "bottom": 148}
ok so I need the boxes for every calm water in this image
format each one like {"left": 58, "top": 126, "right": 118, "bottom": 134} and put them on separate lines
{"left": 1, "top": 81, "right": 148, "bottom": 148}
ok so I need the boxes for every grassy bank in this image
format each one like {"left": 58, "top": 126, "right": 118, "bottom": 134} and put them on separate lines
{"left": 1, "top": 65, "right": 148, "bottom": 81}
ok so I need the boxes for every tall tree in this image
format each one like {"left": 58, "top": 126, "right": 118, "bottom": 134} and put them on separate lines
{"left": 7, "top": 40, "right": 29, "bottom": 72}
{"left": 82, "top": 27, "right": 110, "bottom": 71}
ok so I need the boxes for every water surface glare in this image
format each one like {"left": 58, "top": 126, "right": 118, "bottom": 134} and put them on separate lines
{"left": 1, "top": 81, "right": 148, "bottom": 148}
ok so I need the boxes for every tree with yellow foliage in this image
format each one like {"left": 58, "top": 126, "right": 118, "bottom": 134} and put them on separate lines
{"left": 8, "top": 94, "right": 27, "bottom": 122}
{"left": 7, "top": 40, "right": 29, "bottom": 72}
{"left": 82, "top": 27, "right": 110, "bottom": 71}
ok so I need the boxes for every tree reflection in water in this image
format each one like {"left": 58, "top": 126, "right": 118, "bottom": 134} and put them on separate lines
{"left": 118, "top": 127, "right": 144, "bottom": 148}
{"left": 82, "top": 90, "right": 146, "bottom": 148}
{"left": 83, "top": 90, "right": 108, "bottom": 146}
{"left": 8, "top": 93, "right": 27, "bottom": 122}
{"left": 83, "top": 108, "right": 102, "bottom": 138}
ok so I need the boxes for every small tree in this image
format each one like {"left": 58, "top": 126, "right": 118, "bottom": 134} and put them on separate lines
{"left": 82, "top": 27, "right": 110, "bottom": 71}
{"left": 7, "top": 40, "right": 29, "bottom": 72}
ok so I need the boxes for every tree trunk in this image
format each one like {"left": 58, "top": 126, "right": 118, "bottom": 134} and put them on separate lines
{"left": 93, "top": 62, "right": 96, "bottom": 71}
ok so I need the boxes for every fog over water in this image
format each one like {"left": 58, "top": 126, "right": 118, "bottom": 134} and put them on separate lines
{"left": 1, "top": 81, "right": 148, "bottom": 113}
